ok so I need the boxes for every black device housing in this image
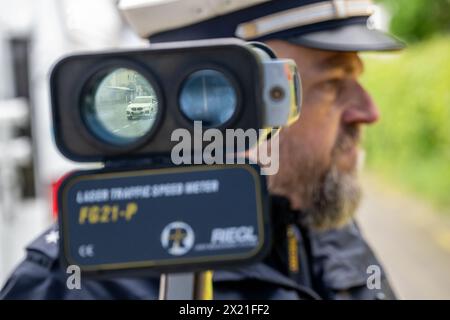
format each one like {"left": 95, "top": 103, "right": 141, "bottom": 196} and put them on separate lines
{"left": 50, "top": 39, "right": 264, "bottom": 162}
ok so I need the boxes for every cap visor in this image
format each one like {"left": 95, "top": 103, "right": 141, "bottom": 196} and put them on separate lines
{"left": 288, "top": 24, "right": 405, "bottom": 52}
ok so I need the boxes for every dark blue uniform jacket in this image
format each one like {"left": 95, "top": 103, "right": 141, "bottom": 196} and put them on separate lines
{"left": 1, "top": 198, "right": 395, "bottom": 300}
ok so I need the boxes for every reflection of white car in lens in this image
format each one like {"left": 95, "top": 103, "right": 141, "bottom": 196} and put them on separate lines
{"left": 126, "top": 96, "right": 156, "bottom": 120}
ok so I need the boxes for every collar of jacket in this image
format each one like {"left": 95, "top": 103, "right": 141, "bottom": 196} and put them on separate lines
{"left": 267, "top": 195, "right": 389, "bottom": 293}
{"left": 213, "top": 195, "right": 320, "bottom": 299}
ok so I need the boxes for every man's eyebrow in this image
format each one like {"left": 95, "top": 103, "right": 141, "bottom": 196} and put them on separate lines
{"left": 317, "top": 53, "right": 363, "bottom": 75}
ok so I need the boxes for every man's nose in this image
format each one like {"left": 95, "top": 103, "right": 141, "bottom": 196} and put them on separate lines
{"left": 342, "top": 82, "right": 380, "bottom": 125}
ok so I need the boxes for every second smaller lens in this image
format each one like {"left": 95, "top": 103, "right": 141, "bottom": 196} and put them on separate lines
{"left": 179, "top": 69, "right": 237, "bottom": 127}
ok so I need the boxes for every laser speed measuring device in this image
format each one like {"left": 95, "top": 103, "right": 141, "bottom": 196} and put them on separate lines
{"left": 52, "top": 38, "right": 302, "bottom": 277}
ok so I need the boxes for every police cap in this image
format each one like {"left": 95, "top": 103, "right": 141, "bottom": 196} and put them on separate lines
{"left": 119, "top": 0, "right": 404, "bottom": 52}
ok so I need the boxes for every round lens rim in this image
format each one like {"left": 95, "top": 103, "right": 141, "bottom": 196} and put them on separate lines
{"left": 77, "top": 60, "right": 164, "bottom": 152}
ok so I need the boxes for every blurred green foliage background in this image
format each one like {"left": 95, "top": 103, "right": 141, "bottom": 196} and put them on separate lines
{"left": 362, "top": 0, "right": 450, "bottom": 210}
{"left": 378, "top": 0, "right": 450, "bottom": 43}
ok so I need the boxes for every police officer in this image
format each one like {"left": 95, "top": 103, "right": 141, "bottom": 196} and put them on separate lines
{"left": 1, "top": 0, "right": 403, "bottom": 300}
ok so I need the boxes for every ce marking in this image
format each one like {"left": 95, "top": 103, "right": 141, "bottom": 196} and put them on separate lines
{"left": 78, "top": 244, "right": 95, "bottom": 258}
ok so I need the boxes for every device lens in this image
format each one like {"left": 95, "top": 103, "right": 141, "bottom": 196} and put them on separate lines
{"left": 179, "top": 69, "right": 237, "bottom": 127}
{"left": 82, "top": 67, "right": 158, "bottom": 145}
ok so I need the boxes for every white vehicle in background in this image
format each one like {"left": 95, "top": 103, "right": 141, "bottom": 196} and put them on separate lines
{"left": 126, "top": 95, "right": 156, "bottom": 120}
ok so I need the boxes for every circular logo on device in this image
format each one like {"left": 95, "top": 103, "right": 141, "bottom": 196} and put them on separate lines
{"left": 161, "top": 221, "right": 195, "bottom": 256}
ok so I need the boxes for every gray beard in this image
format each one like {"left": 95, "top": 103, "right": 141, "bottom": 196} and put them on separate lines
{"left": 301, "top": 163, "right": 362, "bottom": 231}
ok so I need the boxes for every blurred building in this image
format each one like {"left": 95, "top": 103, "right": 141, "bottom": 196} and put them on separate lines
{"left": 0, "top": 0, "right": 146, "bottom": 286}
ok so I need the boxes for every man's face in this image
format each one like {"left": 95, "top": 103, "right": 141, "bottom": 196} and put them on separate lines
{"left": 265, "top": 40, "right": 379, "bottom": 230}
